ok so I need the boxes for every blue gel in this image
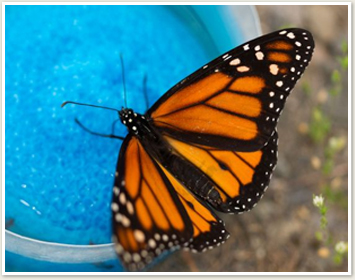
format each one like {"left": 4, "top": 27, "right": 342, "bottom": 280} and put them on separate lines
{"left": 5, "top": 5, "right": 245, "bottom": 272}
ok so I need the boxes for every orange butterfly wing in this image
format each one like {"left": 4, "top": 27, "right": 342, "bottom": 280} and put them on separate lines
{"left": 112, "top": 136, "right": 229, "bottom": 271}
{"left": 158, "top": 163, "right": 230, "bottom": 252}
{"left": 147, "top": 29, "right": 314, "bottom": 151}
{"left": 163, "top": 131, "right": 278, "bottom": 213}
{"left": 111, "top": 28, "right": 314, "bottom": 271}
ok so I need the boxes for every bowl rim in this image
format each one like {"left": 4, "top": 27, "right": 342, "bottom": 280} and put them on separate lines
{"left": 5, "top": 230, "right": 116, "bottom": 263}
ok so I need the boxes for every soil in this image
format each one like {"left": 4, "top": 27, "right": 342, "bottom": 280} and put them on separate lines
{"left": 150, "top": 5, "right": 349, "bottom": 273}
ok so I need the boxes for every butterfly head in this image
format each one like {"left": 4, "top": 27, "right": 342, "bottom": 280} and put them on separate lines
{"left": 119, "top": 107, "right": 146, "bottom": 135}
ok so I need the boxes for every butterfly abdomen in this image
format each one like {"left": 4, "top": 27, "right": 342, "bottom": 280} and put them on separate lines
{"left": 162, "top": 152, "right": 223, "bottom": 207}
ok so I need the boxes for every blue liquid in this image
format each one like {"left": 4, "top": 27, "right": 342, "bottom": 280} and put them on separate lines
{"left": 5, "top": 5, "right": 244, "bottom": 272}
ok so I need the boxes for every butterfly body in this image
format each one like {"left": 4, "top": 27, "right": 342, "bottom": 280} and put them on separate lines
{"left": 67, "top": 28, "right": 315, "bottom": 271}
{"left": 119, "top": 107, "right": 224, "bottom": 210}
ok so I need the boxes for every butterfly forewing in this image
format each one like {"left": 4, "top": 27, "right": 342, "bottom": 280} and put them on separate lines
{"left": 148, "top": 28, "right": 314, "bottom": 151}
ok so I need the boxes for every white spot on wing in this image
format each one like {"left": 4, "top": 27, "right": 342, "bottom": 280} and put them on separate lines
{"left": 115, "top": 213, "right": 122, "bottom": 222}
{"left": 113, "top": 186, "right": 119, "bottom": 196}
{"left": 229, "top": 58, "right": 241, "bottom": 66}
{"left": 111, "top": 202, "right": 119, "bottom": 212}
{"left": 148, "top": 239, "right": 156, "bottom": 248}
{"left": 255, "top": 51, "right": 264, "bottom": 60}
{"left": 121, "top": 215, "right": 131, "bottom": 227}
{"left": 133, "top": 253, "right": 141, "bottom": 263}
{"left": 123, "top": 252, "right": 132, "bottom": 262}
{"left": 237, "top": 66, "right": 250, "bottom": 72}
{"left": 115, "top": 243, "right": 123, "bottom": 254}
{"left": 119, "top": 193, "right": 126, "bottom": 205}
{"left": 287, "top": 32, "right": 295, "bottom": 39}
{"left": 269, "top": 64, "right": 279, "bottom": 75}
{"left": 134, "top": 230, "right": 145, "bottom": 242}
{"left": 126, "top": 201, "right": 134, "bottom": 215}
{"left": 276, "top": 81, "right": 283, "bottom": 87}
{"left": 224, "top": 55, "right": 232, "bottom": 61}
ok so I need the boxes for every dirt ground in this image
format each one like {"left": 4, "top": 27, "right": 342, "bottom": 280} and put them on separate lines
{"left": 151, "top": 5, "right": 349, "bottom": 272}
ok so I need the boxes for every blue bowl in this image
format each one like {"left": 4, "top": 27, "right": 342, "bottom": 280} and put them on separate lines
{"left": 5, "top": 4, "right": 261, "bottom": 272}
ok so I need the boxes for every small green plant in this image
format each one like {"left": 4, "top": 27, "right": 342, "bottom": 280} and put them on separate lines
{"left": 333, "top": 241, "right": 348, "bottom": 265}
{"left": 309, "top": 107, "right": 331, "bottom": 143}
{"left": 313, "top": 194, "right": 332, "bottom": 248}
{"left": 338, "top": 41, "right": 348, "bottom": 70}
{"left": 330, "top": 41, "right": 347, "bottom": 96}
{"left": 323, "top": 182, "right": 347, "bottom": 209}
{"left": 329, "top": 70, "right": 341, "bottom": 97}
{"left": 306, "top": 40, "right": 348, "bottom": 268}
{"left": 313, "top": 193, "right": 348, "bottom": 265}
{"left": 313, "top": 194, "right": 328, "bottom": 230}
{"left": 307, "top": 41, "right": 347, "bottom": 143}
{"left": 322, "top": 136, "right": 346, "bottom": 175}
{"left": 302, "top": 81, "right": 312, "bottom": 97}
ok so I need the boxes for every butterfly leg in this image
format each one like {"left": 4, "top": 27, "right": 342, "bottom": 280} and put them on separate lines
{"left": 75, "top": 118, "right": 124, "bottom": 140}
{"left": 111, "top": 118, "right": 121, "bottom": 135}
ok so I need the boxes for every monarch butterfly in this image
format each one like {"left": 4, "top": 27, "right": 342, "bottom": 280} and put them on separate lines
{"left": 63, "top": 28, "right": 314, "bottom": 271}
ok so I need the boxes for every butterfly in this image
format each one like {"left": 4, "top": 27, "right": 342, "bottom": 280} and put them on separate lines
{"left": 64, "top": 28, "right": 314, "bottom": 271}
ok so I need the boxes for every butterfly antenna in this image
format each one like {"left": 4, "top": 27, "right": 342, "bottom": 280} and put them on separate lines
{"left": 120, "top": 53, "right": 128, "bottom": 108}
{"left": 61, "top": 101, "right": 120, "bottom": 114}
{"left": 143, "top": 74, "right": 149, "bottom": 111}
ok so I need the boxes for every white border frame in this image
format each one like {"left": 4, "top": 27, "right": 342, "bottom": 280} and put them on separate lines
{"left": 2, "top": 2, "right": 352, "bottom": 276}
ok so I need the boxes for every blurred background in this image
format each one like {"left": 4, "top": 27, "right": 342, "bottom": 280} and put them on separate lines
{"left": 5, "top": 5, "right": 348, "bottom": 273}
{"left": 152, "top": 5, "right": 349, "bottom": 272}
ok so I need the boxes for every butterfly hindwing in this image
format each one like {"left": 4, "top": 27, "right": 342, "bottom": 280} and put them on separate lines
{"left": 148, "top": 28, "right": 314, "bottom": 151}
{"left": 161, "top": 131, "right": 278, "bottom": 213}
{"left": 112, "top": 135, "right": 229, "bottom": 271}
{"left": 158, "top": 163, "right": 230, "bottom": 252}
{"left": 111, "top": 135, "right": 192, "bottom": 271}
